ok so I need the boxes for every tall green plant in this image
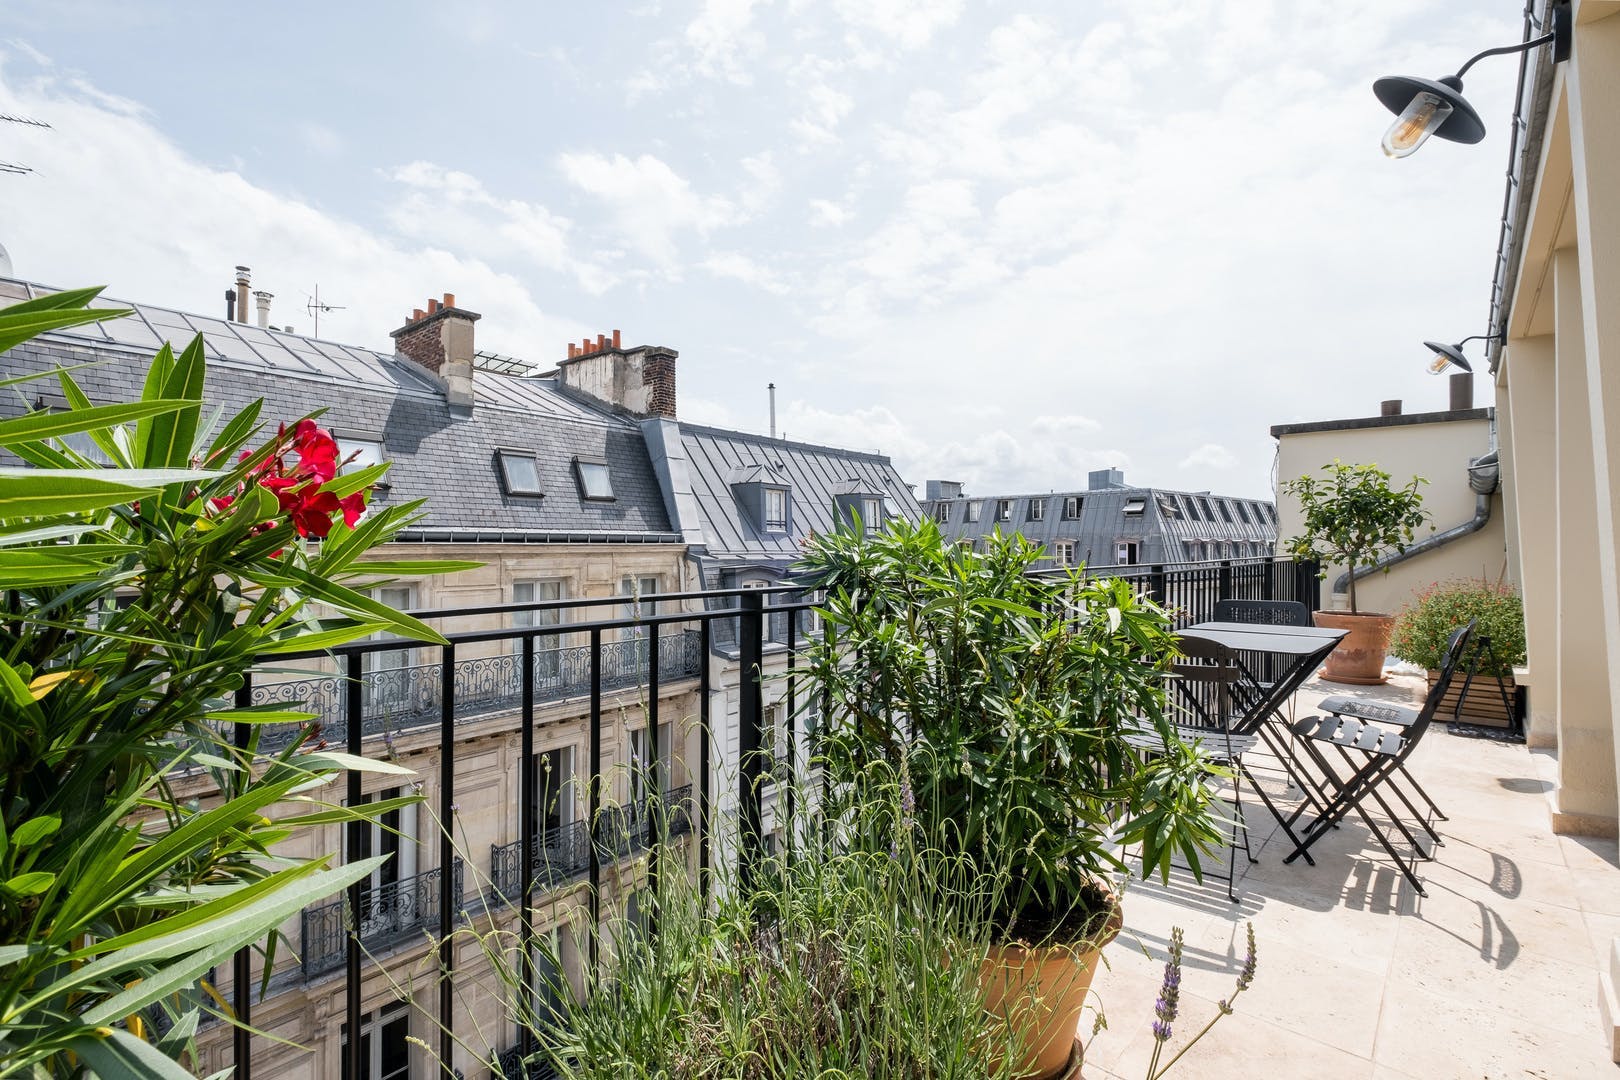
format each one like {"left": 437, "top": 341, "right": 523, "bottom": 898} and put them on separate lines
{"left": 1282, "top": 461, "right": 1429, "bottom": 614}
{"left": 0, "top": 289, "right": 477, "bottom": 1077}
{"left": 792, "top": 520, "right": 1224, "bottom": 943}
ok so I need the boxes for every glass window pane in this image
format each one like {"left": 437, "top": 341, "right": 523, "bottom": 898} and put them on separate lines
{"left": 500, "top": 452, "right": 542, "bottom": 495}
{"left": 576, "top": 460, "right": 613, "bottom": 500}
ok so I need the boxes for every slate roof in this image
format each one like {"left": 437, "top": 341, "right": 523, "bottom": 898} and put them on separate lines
{"left": 0, "top": 278, "right": 676, "bottom": 541}
{"left": 922, "top": 484, "right": 1277, "bottom": 566}
{"left": 677, "top": 423, "right": 921, "bottom": 560}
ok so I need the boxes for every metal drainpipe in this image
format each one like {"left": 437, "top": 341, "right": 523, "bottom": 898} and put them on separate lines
{"left": 1333, "top": 451, "right": 1499, "bottom": 594}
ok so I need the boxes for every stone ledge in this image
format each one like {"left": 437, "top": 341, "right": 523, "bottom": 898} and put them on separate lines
{"left": 1601, "top": 939, "right": 1620, "bottom": 1063}
{"left": 1546, "top": 787, "right": 1620, "bottom": 838}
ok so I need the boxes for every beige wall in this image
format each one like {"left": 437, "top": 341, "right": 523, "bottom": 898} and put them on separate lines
{"left": 1273, "top": 413, "right": 1510, "bottom": 616}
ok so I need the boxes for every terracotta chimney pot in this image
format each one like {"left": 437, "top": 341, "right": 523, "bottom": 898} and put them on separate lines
{"left": 612, "top": 329, "right": 621, "bottom": 348}
{"left": 443, "top": 292, "right": 455, "bottom": 308}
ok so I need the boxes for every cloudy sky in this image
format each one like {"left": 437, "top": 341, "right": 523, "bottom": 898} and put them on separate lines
{"left": 0, "top": 1, "right": 1522, "bottom": 498}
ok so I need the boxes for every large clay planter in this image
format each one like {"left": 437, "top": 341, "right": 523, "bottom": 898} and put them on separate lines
{"left": 980, "top": 906, "right": 1123, "bottom": 1079}
{"left": 1313, "top": 610, "right": 1396, "bottom": 685}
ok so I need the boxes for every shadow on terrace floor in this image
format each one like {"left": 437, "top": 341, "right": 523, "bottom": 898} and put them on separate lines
{"left": 1085, "top": 672, "right": 1620, "bottom": 1080}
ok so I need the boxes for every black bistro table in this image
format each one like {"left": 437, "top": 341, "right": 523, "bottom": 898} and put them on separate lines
{"left": 1176, "top": 621, "right": 1348, "bottom": 863}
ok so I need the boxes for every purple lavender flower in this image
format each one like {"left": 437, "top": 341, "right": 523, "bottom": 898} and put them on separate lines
{"left": 1152, "top": 926, "right": 1185, "bottom": 1043}
{"left": 1237, "top": 922, "right": 1257, "bottom": 991}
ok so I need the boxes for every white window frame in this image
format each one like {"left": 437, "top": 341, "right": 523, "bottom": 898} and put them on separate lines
{"left": 1054, "top": 540, "right": 1077, "bottom": 566}
{"left": 496, "top": 449, "right": 543, "bottom": 496}
{"left": 995, "top": 499, "right": 1012, "bottom": 522}
{"left": 1029, "top": 498, "right": 1045, "bottom": 522}
{"left": 341, "top": 1001, "right": 411, "bottom": 1080}
{"left": 966, "top": 502, "right": 982, "bottom": 523}
{"left": 764, "top": 486, "right": 789, "bottom": 530}
{"left": 1062, "top": 496, "right": 1081, "bottom": 520}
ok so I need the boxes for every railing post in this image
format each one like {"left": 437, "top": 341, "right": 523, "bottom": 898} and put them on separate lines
{"left": 698, "top": 620, "right": 712, "bottom": 905}
{"left": 344, "top": 653, "right": 364, "bottom": 1080}
{"left": 738, "top": 590, "right": 766, "bottom": 895}
{"left": 1263, "top": 556, "right": 1278, "bottom": 601}
{"left": 1147, "top": 564, "right": 1167, "bottom": 607}
{"left": 232, "top": 675, "right": 252, "bottom": 1080}
{"left": 438, "top": 643, "right": 456, "bottom": 1077}
{"left": 646, "top": 617, "right": 660, "bottom": 940}
{"left": 1217, "top": 559, "right": 1233, "bottom": 603}
{"left": 587, "top": 627, "right": 602, "bottom": 973}
{"left": 518, "top": 633, "right": 535, "bottom": 1057}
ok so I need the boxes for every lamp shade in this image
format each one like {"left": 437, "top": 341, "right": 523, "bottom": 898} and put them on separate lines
{"left": 1423, "top": 340, "right": 1473, "bottom": 374}
{"left": 1374, "top": 75, "right": 1486, "bottom": 146}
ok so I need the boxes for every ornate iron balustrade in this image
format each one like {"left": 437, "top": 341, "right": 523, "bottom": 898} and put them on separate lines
{"left": 300, "top": 859, "right": 464, "bottom": 977}
{"left": 489, "top": 820, "right": 591, "bottom": 899}
{"left": 252, "top": 630, "right": 703, "bottom": 752}
{"left": 498, "top": 1044, "right": 561, "bottom": 1080}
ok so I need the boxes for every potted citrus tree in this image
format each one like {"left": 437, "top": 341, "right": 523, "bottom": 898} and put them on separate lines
{"left": 795, "top": 520, "right": 1223, "bottom": 1078}
{"left": 1283, "top": 461, "right": 1430, "bottom": 684}
{"left": 1391, "top": 579, "right": 1525, "bottom": 725}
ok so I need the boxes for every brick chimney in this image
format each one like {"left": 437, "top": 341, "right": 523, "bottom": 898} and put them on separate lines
{"left": 556, "top": 330, "right": 677, "bottom": 419}
{"left": 390, "top": 293, "right": 480, "bottom": 416}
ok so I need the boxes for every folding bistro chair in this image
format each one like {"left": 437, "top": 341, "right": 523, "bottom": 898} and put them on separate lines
{"left": 1280, "top": 622, "right": 1475, "bottom": 896}
{"left": 1308, "top": 620, "right": 1481, "bottom": 827}
{"left": 1125, "top": 636, "right": 1261, "bottom": 902}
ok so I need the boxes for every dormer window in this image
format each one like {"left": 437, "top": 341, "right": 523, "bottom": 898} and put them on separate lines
{"left": 1062, "top": 496, "right": 1081, "bottom": 519}
{"left": 966, "top": 502, "right": 982, "bottom": 523}
{"left": 932, "top": 503, "right": 951, "bottom": 524}
{"left": 996, "top": 499, "right": 1013, "bottom": 522}
{"left": 574, "top": 457, "right": 614, "bottom": 501}
{"left": 1122, "top": 498, "right": 1146, "bottom": 516}
{"left": 764, "top": 486, "right": 789, "bottom": 530}
{"left": 861, "top": 496, "right": 883, "bottom": 532}
{"left": 496, "top": 449, "right": 543, "bottom": 496}
{"left": 1029, "top": 498, "right": 1046, "bottom": 522}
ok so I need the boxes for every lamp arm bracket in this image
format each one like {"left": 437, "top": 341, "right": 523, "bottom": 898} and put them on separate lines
{"left": 1454, "top": 1, "right": 1570, "bottom": 79}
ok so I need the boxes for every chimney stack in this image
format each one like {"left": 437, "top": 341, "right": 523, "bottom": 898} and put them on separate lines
{"left": 253, "top": 290, "right": 273, "bottom": 329}
{"left": 233, "top": 266, "right": 251, "bottom": 324}
{"left": 391, "top": 294, "right": 481, "bottom": 417}
{"left": 1381, "top": 399, "right": 1403, "bottom": 416}
{"left": 1449, "top": 372, "right": 1473, "bottom": 412}
{"left": 555, "top": 330, "right": 677, "bottom": 419}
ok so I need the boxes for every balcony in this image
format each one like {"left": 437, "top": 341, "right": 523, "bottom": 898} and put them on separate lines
{"left": 489, "top": 786, "right": 694, "bottom": 901}
{"left": 249, "top": 630, "right": 703, "bottom": 752}
{"left": 300, "top": 860, "right": 465, "bottom": 978}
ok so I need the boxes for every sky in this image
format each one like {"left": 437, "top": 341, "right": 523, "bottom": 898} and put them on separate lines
{"left": 0, "top": 0, "right": 1524, "bottom": 500}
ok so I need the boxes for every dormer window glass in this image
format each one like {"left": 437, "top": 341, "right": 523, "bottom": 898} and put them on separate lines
{"left": 497, "top": 450, "right": 543, "bottom": 496}
{"left": 995, "top": 499, "right": 1012, "bottom": 522}
{"left": 1029, "top": 498, "right": 1045, "bottom": 522}
{"left": 966, "top": 501, "right": 982, "bottom": 523}
{"left": 574, "top": 458, "right": 614, "bottom": 501}
{"left": 1122, "top": 498, "right": 1146, "bottom": 516}
{"left": 861, "top": 496, "right": 882, "bottom": 532}
{"left": 764, "top": 487, "right": 789, "bottom": 529}
{"left": 932, "top": 503, "right": 951, "bottom": 524}
{"left": 1062, "top": 496, "right": 1081, "bottom": 519}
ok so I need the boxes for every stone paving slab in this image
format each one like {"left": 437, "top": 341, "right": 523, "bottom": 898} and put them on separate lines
{"left": 1083, "top": 674, "right": 1620, "bottom": 1079}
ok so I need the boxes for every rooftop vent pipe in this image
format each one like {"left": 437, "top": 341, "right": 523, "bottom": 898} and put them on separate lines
{"left": 234, "top": 266, "right": 251, "bottom": 325}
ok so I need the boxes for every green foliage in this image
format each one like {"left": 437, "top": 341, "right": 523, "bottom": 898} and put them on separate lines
{"left": 0, "top": 289, "right": 478, "bottom": 1075}
{"left": 791, "top": 519, "right": 1224, "bottom": 943}
{"left": 1282, "top": 461, "right": 1430, "bottom": 614}
{"left": 1390, "top": 579, "right": 1525, "bottom": 676}
{"left": 470, "top": 766, "right": 1031, "bottom": 1080}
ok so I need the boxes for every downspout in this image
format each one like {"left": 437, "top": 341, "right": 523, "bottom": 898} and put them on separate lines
{"left": 1333, "top": 450, "right": 1499, "bottom": 594}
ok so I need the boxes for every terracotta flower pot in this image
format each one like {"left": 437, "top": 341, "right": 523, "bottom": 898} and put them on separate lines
{"left": 980, "top": 904, "right": 1124, "bottom": 1079}
{"left": 1313, "top": 610, "right": 1397, "bottom": 685}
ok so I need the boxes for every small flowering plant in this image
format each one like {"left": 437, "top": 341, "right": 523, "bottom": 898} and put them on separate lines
{"left": 1391, "top": 579, "right": 1524, "bottom": 677}
{"left": 1140, "top": 923, "right": 1257, "bottom": 1078}
{"left": 0, "top": 289, "right": 479, "bottom": 1076}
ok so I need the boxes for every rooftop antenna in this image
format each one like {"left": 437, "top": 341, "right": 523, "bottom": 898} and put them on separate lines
{"left": 303, "top": 284, "right": 345, "bottom": 338}
{"left": 0, "top": 111, "right": 51, "bottom": 176}
{"left": 768, "top": 382, "right": 777, "bottom": 439}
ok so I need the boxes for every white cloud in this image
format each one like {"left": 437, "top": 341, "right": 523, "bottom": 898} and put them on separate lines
{"left": 791, "top": 82, "right": 853, "bottom": 145}
{"left": 700, "top": 251, "right": 790, "bottom": 294}
{"left": 807, "top": 198, "right": 851, "bottom": 228}
{"left": 1179, "top": 443, "right": 1239, "bottom": 470}
{"left": 0, "top": 58, "right": 577, "bottom": 361}
{"left": 558, "top": 151, "right": 735, "bottom": 267}
{"left": 298, "top": 121, "right": 343, "bottom": 156}
{"left": 685, "top": 0, "right": 771, "bottom": 82}
{"left": 830, "top": 0, "right": 963, "bottom": 50}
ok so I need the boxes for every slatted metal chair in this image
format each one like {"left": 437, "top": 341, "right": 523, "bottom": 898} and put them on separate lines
{"left": 1280, "top": 622, "right": 1475, "bottom": 896}
{"left": 1125, "top": 636, "right": 1260, "bottom": 902}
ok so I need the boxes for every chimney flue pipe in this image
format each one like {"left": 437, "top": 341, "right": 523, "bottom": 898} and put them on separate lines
{"left": 769, "top": 382, "right": 777, "bottom": 439}
{"left": 253, "top": 290, "right": 273, "bottom": 329}
{"left": 234, "top": 266, "right": 250, "bottom": 325}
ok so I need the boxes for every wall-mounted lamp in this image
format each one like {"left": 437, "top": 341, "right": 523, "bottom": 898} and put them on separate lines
{"left": 1423, "top": 333, "right": 1502, "bottom": 374}
{"left": 1375, "top": 0, "right": 1570, "bottom": 158}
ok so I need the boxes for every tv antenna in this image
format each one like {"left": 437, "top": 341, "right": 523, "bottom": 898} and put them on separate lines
{"left": 303, "top": 284, "right": 346, "bottom": 337}
{"left": 0, "top": 112, "right": 51, "bottom": 176}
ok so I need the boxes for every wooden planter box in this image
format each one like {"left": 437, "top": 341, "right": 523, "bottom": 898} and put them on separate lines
{"left": 1427, "top": 669, "right": 1518, "bottom": 728}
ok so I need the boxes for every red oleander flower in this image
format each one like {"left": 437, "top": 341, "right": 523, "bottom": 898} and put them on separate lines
{"left": 208, "top": 419, "right": 371, "bottom": 541}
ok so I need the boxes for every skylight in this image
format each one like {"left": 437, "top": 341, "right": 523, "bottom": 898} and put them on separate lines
{"left": 497, "top": 449, "right": 543, "bottom": 496}
{"left": 575, "top": 458, "right": 614, "bottom": 501}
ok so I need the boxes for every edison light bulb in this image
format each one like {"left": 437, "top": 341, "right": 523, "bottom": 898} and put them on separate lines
{"left": 1382, "top": 92, "right": 1453, "bottom": 158}
{"left": 1427, "top": 351, "right": 1454, "bottom": 374}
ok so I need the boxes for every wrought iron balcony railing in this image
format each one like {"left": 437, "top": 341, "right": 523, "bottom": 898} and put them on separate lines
{"left": 251, "top": 630, "right": 703, "bottom": 752}
{"left": 300, "top": 859, "right": 464, "bottom": 977}
{"left": 488, "top": 786, "right": 694, "bottom": 903}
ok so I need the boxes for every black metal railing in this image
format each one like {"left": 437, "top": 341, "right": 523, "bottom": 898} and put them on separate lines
{"left": 250, "top": 630, "right": 703, "bottom": 752}
{"left": 208, "top": 558, "right": 1308, "bottom": 1078}
{"left": 489, "top": 820, "right": 591, "bottom": 899}
{"left": 1038, "top": 555, "right": 1320, "bottom": 628}
{"left": 300, "top": 860, "right": 465, "bottom": 977}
